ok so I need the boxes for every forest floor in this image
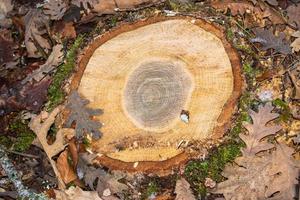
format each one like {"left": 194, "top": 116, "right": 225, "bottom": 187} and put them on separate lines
{"left": 0, "top": 0, "right": 300, "bottom": 199}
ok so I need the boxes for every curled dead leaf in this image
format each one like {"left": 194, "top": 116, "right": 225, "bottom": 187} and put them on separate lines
{"left": 57, "top": 150, "right": 77, "bottom": 184}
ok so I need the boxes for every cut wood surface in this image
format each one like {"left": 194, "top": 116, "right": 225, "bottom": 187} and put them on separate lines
{"left": 71, "top": 16, "right": 242, "bottom": 171}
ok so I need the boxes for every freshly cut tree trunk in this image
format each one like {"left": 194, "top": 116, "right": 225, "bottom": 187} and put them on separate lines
{"left": 70, "top": 16, "right": 242, "bottom": 174}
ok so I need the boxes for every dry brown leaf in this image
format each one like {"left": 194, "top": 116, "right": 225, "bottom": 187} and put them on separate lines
{"left": 266, "top": 143, "right": 300, "bottom": 199}
{"left": 287, "top": 3, "right": 300, "bottom": 29}
{"left": 21, "top": 44, "right": 63, "bottom": 84}
{"left": 83, "top": 167, "right": 128, "bottom": 197}
{"left": 43, "top": 0, "right": 68, "bottom": 20}
{"left": 0, "top": 29, "right": 18, "bottom": 69}
{"left": 0, "top": 0, "right": 13, "bottom": 27}
{"left": 288, "top": 62, "right": 300, "bottom": 99}
{"left": 291, "top": 31, "right": 300, "bottom": 52}
{"left": 174, "top": 178, "right": 196, "bottom": 200}
{"left": 240, "top": 103, "right": 281, "bottom": 156}
{"left": 213, "top": 104, "right": 300, "bottom": 200}
{"left": 55, "top": 186, "right": 102, "bottom": 200}
{"left": 29, "top": 106, "right": 67, "bottom": 188}
{"left": 71, "top": 0, "right": 99, "bottom": 10}
{"left": 57, "top": 150, "right": 77, "bottom": 184}
{"left": 68, "top": 138, "right": 78, "bottom": 169}
{"left": 251, "top": 28, "right": 291, "bottom": 54}
{"left": 65, "top": 91, "right": 103, "bottom": 139}
{"left": 24, "top": 9, "right": 51, "bottom": 58}
{"left": 52, "top": 21, "right": 77, "bottom": 40}
{"left": 211, "top": 0, "right": 285, "bottom": 27}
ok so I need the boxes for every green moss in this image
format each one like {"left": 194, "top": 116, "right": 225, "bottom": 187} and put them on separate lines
{"left": 146, "top": 181, "right": 159, "bottom": 197}
{"left": 272, "top": 98, "right": 292, "bottom": 122}
{"left": 0, "top": 136, "right": 12, "bottom": 148}
{"left": 185, "top": 142, "right": 242, "bottom": 197}
{"left": 110, "top": 16, "right": 118, "bottom": 27}
{"left": 82, "top": 137, "right": 91, "bottom": 148}
{"left": 46, "top": 35, "right": 85, "bottom": 111}
{"left": 168, "top": 0, "right": 197, "bottom": 12}
{"left": 235, "top": 44, "right": 256, "bottom": 57}
{"left": 184, "top": 92, "right": 258, "bottom": 197}
{"left": 9, "top": 120, "right": 35, "bottom": 152}
{"left": 226, "top": 28, "right": 235, "bottom": 41}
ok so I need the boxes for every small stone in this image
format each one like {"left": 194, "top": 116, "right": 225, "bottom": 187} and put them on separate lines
{"left": 133, "top": 162, "right": 139, "bottom": 168}
{"left": 103, "top": 188, "right": 111, "bottom": 197}
{"left": 204, "top": 177, "right": 216, "bottom": 188}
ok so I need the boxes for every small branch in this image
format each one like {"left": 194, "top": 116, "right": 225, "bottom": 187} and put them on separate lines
{"left": 4, "top": 149, "right": 40, "bottom": 159}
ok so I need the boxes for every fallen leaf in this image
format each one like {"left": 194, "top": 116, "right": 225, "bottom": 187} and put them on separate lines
{"left": 29, "top": 106, "right": 67, "bottom": 188}
{"left": 211, "top": 0, "right": 285, "bottom": 27}
{"left": 21, "top": 44, "right": 64, "bottom": 84}
{"left": 241, "top": 103, "right": 281, "bottom": 156}
{"left": 266, "top": 143, "right": 300, "bottom": 199}
{"left": 83, "top": 166, "right": 128, "bottom": 197}
{"left": 288, "top": 62, "right": 300, "bottom": 99}
{"left": 43, "top": 0, "right": 68, "bottom": 20}
{"left": 251, "top": 28, "right": 292, "bottom": 54}
{"left": 291, "top": 31, "right": 300, "bottom": 52}
{"left": 0, "top": 78, "right": 51, "bottom": 115}
{"left": 20, "top": 77, "right": 52, "bottom": 111}
{"left": 212, "top": 103, "right": 300, "bottom": 199}
{"left": 65, "top": 91, "right": 103, "bottom": 139}
{"left": 57, "top": 150, "right": 77, "bottom": 184}
{"left": 68, "top": 138, "right": 78, "bottom": 169}
{"left": 174, "top": 178, "right": 196, "bottom": 200}
{"left": 52, "top": 21, "right": 77, "bottom": 40}
{"left": 287, "top": 3, "right": 300, "bottom": 29}
{"left": 71, "top": 0, "right": 99, "bottom": 10}
{"left": 0, "top": 0, "right": 13, "bottom": 27}
{"left": 55, "top": 186, "right": 102, "bottom": 200}
{"left": 0, "top": 29, "right": 18, "bottom": 69}
{"left": 24, "top": 9, "right": 51, "bottom": 58}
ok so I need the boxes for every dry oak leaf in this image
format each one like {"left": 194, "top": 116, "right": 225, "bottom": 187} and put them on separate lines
{"left": 174, "top": 178, "right": 196, "bottom": 200}
{"left": 43, "top": 0, "right": 68, "bottom": 20}
{"left": 266, "top": 143, "right": 300, "bottom": 200}
{"left": 291, "top": 31, "right": 300, "bottom": 52}
{"left": 83, "top": 166, "right": 128, "bottom": 197}
{"left": 0, "top": 0, "right": 13, "bottom": 27}
{"left": 240, "top": 103, "right": 281, "bottom": 156}
{"left": 21, "top": 44, "right": 64, "bottom": 84}
{"left": 251, "top": 28, "right": 292, "bottom": 54}
{"left": 55, "top": 186, "right": 102, "bottom": 200}
{"left": 71, "top": 0, "right": 99, "bottom": 10}
{"left": 24, "top": 9, "right": 51, "bottom": 58}
{"left": 288, "top": 62, "right": 300, "bottom": 99}
{"left": 29, "top": 106, "right": 67, "bottom": 188}
{"left": 57, "top": 150, "right": 77, "bottom": 184}
{"left": 52, "top": 21, "right": 77, "bottom": 40}
{"left": 0, "top": 29, "right": 18, "bottom": 69}
{"left": 213, "top": 155, "right": 273, "bottom": 200}
{"left": 213, "top": 103, "right": 300, "bottom": 199}
{"left": 211, "top": 0, "right": 285, "bottom": 26}
{"left": 65, "top": 91, "right": 103, "bottom": 139}
{"left": 287, "top": 3, "right": 300, "bottom": 29}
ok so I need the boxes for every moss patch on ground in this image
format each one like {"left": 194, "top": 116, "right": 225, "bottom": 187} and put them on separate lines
{"left": 9, "top": 119, "right": 35, "bottom": 152}
{"left": 46, "top": 35, "right": 84, "bottom": 111}
{"left": 184, "top": 91, "right": 259, "bottom": 197}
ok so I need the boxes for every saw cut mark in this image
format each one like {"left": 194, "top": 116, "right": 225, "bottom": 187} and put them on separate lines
{"left": 123, "top": 60, "right": 193, "bottom": 131}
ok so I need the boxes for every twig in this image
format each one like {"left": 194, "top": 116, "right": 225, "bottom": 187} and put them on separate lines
{"left": 4, "top": 149, "right": 40, "bottom": 159}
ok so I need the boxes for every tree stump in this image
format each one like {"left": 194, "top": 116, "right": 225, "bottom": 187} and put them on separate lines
{"left": 70, "top": 16, "right": 242, "bottom": 173}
